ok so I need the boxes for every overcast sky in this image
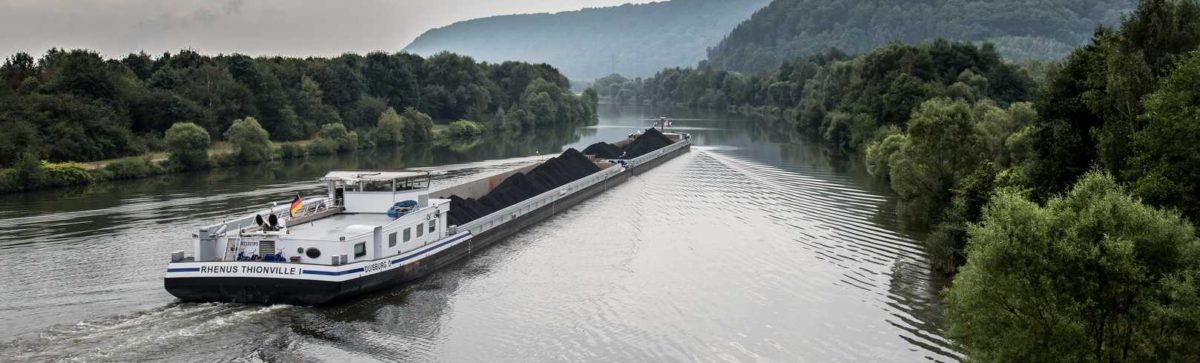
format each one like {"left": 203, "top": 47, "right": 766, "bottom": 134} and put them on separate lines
{"left": 0, "top": 0, "right": 659, "bottom": 59}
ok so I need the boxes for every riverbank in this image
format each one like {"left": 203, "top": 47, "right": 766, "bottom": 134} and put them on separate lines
{"left": 0, "top": 129, "right": 487, "bottom": 195}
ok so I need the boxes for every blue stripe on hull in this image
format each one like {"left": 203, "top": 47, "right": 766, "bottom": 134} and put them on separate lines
{"left": 391, "top": 233, "right": 469, "bottom": 265}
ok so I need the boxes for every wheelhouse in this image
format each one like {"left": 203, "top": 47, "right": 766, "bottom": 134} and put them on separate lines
{"left": 322, "top": 170, "right": 432, "bottom": 214}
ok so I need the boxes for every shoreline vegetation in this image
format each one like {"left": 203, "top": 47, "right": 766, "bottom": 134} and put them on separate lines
{"left": 0, "top": 48, "right": 597, "bottom": 194}
{"left": 0, "top": 111, "right": 494, "bottom": 194}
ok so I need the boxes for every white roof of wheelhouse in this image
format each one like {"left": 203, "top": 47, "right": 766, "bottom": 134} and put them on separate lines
{"left": 321, "top": 170, "right": 428, "bottom": 182}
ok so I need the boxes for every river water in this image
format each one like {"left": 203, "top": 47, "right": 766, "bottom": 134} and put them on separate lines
{"left": 0, "top": 105, "right": 960, "bottom": 362}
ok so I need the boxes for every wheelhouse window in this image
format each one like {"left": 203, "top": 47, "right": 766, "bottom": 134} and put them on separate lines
{"left": 361, "top": 180, "right": 392, "bottom": 192}
{"left": 354, "top": 242, "right": 366, "bottom": 258}
{"left": 396, "top": 177, "right": 430, "bottom": 191}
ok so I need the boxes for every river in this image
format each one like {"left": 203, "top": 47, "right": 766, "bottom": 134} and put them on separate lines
{"left": 0, "top": 105, "right": 960, "bottom": 362}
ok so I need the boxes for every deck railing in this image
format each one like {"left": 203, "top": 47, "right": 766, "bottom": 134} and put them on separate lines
{"left": 625, "top": 136, "right": 690, "bottom": 169}
{"left": 199, "top": 196, "right": 333, "bottom": 235}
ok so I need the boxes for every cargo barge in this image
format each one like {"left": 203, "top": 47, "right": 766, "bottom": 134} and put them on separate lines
{"left": 164, "top": 129, "right": 690, "bottom": 305}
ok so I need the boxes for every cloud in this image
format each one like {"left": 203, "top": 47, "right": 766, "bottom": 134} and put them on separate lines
{"left": 130, "top": 0, "right": 242, "bottom": 32}
{"left": 122, "top": 0, "right": 245, "bottom": 51}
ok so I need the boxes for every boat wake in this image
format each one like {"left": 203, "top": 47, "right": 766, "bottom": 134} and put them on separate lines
{"left": 0, "top": 303, "right": 292, "bottom": 362}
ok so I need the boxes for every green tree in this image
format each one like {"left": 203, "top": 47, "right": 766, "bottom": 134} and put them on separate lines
{"left": 888, "top": 98, "right": 986, "bottom": 226}
{"left": 317, "top": 122, "right": 359, "bottom": 152}
{"left": 399, "top": 107, "right": 434, "bottom": 143}
{"left": 164, "top": 122, "right": 210, "bottom": 170}
{"left": 447, "top": 120, "right": 485, "bottom": 138}
{"left": 369, "top": 107, "right": 405, "bottom": 147}
{"left": 945, "top": 172, "right": 1200, "bottom": 362}
{"left": 224, "top": 117, "right": 271, "bottom": 163}
{"left": 1130, "top": 51, "right": 1200, "bottom": 222}
{"left": 293, "top": 75, "right": 341, "bottom": 135}
{"left": 864, "top": 127, "right": 905, "bottom": 179}
{"left": 926, "top": 162, "right": 998, "bottom": 273}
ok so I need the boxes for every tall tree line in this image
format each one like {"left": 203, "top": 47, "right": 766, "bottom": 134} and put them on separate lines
{"left": 0, "top": 50, "right": 595, "bottom": 167}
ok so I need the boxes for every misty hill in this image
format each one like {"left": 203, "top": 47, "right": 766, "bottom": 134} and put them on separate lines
{"left": 707, "top": 0, "right": 1136, "bottom": 72}
{"left": 403, "top": 0, "right": 772, "bottom": 80}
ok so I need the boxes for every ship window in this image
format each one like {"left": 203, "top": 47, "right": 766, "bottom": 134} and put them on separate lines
{"left": 429, "top": 221, "right": 436, "bottom": 234}
{"left": 354, "top": 242, "right": 366, "bottom": 258}
{"left": 396, "top": 177, "right": 430, "bottom": 191}
{"left": 403, "top": 228, "right": 411, "bottom": 242}
{"left": 306, "top": 248, "right": 321, "bottom": 259}
{"left": 362, "top": 180, "right": 391, "bottom": 192}
{"left": 388, "top": 233, "right": 397, "bottom": 247}
{"left": 416, "top": 223, "right": 424, "bottom": 237}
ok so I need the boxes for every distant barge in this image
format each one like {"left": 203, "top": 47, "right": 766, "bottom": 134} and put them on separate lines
{"left": 164, "top": 129, "right": 690, "bottom": 305}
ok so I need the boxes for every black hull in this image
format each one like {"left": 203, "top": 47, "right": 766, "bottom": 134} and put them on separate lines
{"left": 165, "top": 143, "right": 690, "bottom": 305}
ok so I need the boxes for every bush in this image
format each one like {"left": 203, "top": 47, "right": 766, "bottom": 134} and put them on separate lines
{"left": 41, "top": 161, "right": 93, "bottom": 187}
{"left": 164, "top": 122, "right": 210, "bottom": 170}
{"left": 209, "top": 152, "right": 238, "bottom": 168}
{"left": 100, "top": 156, "right": 164, "bottom": 180}
{"left": 14, "top": 152, "right": 45, "bottom": 189}
{"left": 278, "top": 142, "right": 307, "bottom": 160}
{"left": 447, "top": 120, "right": 485, "bottom": 139}
{"left": 317, "top": 123, "right": 359, "bottom": 152}
{"left": 0, "top": 169, "right": 21, "bottom": 193}
{"left": 225, "top": 117, "right": 272, "bottom": 163}
{"left": 305, "top": 139, "right": 340, "bottom": 156}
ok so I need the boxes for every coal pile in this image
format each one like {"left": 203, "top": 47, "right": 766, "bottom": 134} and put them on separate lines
{"left": 621, "top": 127, "right": 675, "bottom": 158}
{"left": 447, "top": 148, "right": 601, "bottom": 226}
{"left": 580, "top": 128, "right": 675, "bottom": 159}
{"left": 582, "top": 142, "right": 622, "bottom": 159}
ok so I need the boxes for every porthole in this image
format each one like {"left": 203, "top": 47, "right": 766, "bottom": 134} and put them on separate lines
{"left": 297, "top": 247, "right": 304, "bottom": 254}
{"left": 305, "top": 248, "right": 321, "bottom": 259}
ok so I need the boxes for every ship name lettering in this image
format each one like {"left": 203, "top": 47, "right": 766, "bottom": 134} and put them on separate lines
{"left": 240, "top": 265, "right": 299, "bottom": 275}
{"left": 363, "top": 261, "right": 390, "bottom": 273}
{"left": 199, "top": 265, "right": 239, "bottom": 274}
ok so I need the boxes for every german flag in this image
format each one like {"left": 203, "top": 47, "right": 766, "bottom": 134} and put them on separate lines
{"left": 289, "top": 194, "right": 304, "bottom": 218}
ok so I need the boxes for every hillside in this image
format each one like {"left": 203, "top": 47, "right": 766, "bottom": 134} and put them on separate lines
{"left": 706, "top": 0, "right": 1135, "bottom": 72}
{"left": 403, "top": 0, "right": 772, "bottom": 80}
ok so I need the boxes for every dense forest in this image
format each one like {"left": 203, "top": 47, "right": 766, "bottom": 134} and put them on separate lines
{"left": 631, "top": 0, "right": 1200, "bottom": 360}
{"left": 0, "top": 49, "right": 597, "bottom": 168}
{"left": 403, "top": 0, "right": 771, "bottom": 80}
{"left": 705, "top": 0, "right": 1136, "bottom": 72}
